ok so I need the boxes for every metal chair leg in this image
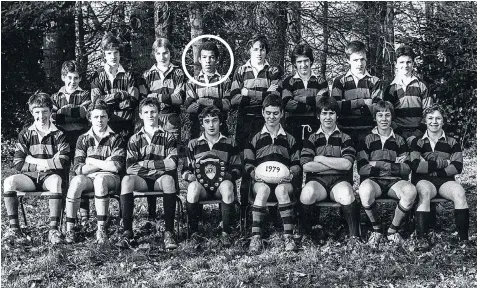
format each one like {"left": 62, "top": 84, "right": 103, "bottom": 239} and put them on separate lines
{"left": 19, "top": 196, "right": 27, "bottom": 226}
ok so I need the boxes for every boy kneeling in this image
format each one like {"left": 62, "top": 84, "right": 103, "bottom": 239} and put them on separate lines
{"left": 183, "top": 106, "right": 242, "bottom": 247}
{"left": 300, "top": 96, "right": 360, "bottom": 244}
{"left": 3, "top": 92, "right": 69, "bottom": 245}
{"left": 117, "top": 98, "right": 178, "bottom": 249}
{"left": 358, "top": 100, "right": 417, "bottom": 247}
{"left": 64, "top": 100, "right": 125, "bottom": 244}
{"left": 245, "top": 95, "right": 300, "bottom": 253}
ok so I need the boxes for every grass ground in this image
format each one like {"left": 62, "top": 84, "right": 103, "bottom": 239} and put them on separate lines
{"left": 1, "top": 150, "right": 476, "bottom": 287}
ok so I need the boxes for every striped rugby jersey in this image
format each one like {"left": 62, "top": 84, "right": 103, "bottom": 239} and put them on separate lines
{"left": 301, "top": 126, "right": 355, "bottom": 175}
{"left": 51, "top": 86, "right": 91, "bottom": 131}
{"left": 410, "top": 131, "right": 462, "bottom": 178}
{"left": 139, "top": 64, "right": 186, "bottom": 114}
{"left": 331, "top": 70, "right": 384, "bottom": 129}
{"left": 244, "top": 125, "right": 301, "bottom": 177}
{"left": 126, "top": 127, "right": 178, "bottom": 180}
{"left": 91, "top": 63, "right": 139, "bottom": 123}
{"left": 280, "top": 73, "right": 329, "bottom": 116}
{"left": 73, "top": 126, "right": 125, "bottom": 176}
{"left": 384, "top": 76, "right": 432, "bottom": 136}
{"left": 357, "top": 127, "right": 411, "bottom": 181}
{"left": 185, "top": 70, "right": 232, "bottom": 114}
{"left": 230, "top": 60, "right": 282, "bottom": 114}
{"left": 13, "top": 123, "right": 70, "bottom": 178}
{"left": 182, "top": 133, "right": 242, "bottom": 182}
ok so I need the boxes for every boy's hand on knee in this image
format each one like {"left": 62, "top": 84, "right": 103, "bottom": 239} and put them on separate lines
{"left": 279, "top": 173, "right": 293, "bottom": 184}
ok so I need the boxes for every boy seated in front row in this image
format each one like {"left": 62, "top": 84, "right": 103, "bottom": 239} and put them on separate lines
{"left": 357, "top": 100, "right": 417, "bottom": 247}
{"left": 3, "top": 92, "right": 70, "bottom": 245}
{"left": 182, "top": 106, "right": 242, "bottom": 247}
{"left": 116, "top": 97, "right": 178, "bottom": 250}
{"left": 244, "top": 95, "right": 300, "bottom": 253}
{"left": 299, "top": 96, "right": 360, "bottom": 244}
{"left": 411, "top": 104, "right": 469, "bottom": 250}
{"left": 64, "top": 100, "right": 125, "bottom": 244}
{"left": 185, "top": 41, "right": 232, "bottom": 139}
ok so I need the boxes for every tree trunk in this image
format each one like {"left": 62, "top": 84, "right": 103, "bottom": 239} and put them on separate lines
{"left": 154, "top": 1, "right": 172, "bottom": 39}
{"left": 43, "top": 20, "right": 61, "bottom": 85}
{"left": 189, "top": 3, "right": 204, "bottom": 76}
{"left": 382, "top": 2, "right": 395, "bottom": 81}
{"left": 320, "top": 2, "right": 329, "bottom": 78}
{"left": 275, "top": 2, "right": 287, "bottom": 70}
{"left": 130, "top": 2, "right": 155, "bottom": 75}
{"left": 287, "top": 1, "right": 301, "bottom": 46}
{"left": 75, "top": 1, "right": 87, "bottom": 81}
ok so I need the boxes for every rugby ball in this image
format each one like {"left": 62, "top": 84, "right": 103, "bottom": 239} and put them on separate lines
{"left": 255, "top": 161, "right": 290, "bottom": 184}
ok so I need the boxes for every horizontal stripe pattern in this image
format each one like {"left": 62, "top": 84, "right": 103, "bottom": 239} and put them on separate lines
{"left": 126, "top": 129, "right": 177, "bottom": 179}
{"left": 280, "top": 75, "right": 329, "bottom": 115}
{"left": 51, "top": 88, "right": 91, "bottom": 130}
{"left": 73, "top": 130, "right": 125, "bottom": 175}
{"left": 357, "top": 131, "right": 410, "bottom": 181}
{"left": 184, "top": 73, "right": 231, "bottom": 113}
{"left": 139, "top": 65, "right": 186, "bottom": 114}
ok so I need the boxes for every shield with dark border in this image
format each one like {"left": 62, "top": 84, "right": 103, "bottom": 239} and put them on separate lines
{"left": 195, "top": 157, "right": 226, "bottom": 193}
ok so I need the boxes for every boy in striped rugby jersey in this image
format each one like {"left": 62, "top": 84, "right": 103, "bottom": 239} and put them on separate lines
{"left": 357, "top": 100, "right": 417, "bottom": 248}
{"left": 117, "top": 98, "right": 178, "bottom": 250}
{"left": 182, "top": 106, "right": 242, "bottom": 247}
{"left": 331, "top": 40, "right": 385, "bottom": 147}
{"left": 384, "top": 45, "right": 432, "bottom": 146}
{"left": 411, "top": 105, "right": 469, "bottom": 250}
{"left": 299, "top": 97, "right": 360, "bottom": 244}
{"left": 91, "top": 33, "right": 139, "bottom": 140}
{"left": 3, "top": 92, "right": 69, "bottom": 245}
{"left": 64, "top": 100, "right": 125, "bottom": 244}
{"left": 185, "top": 41, "right": 231, "bottom": 139}
{"left": 244, "top": 95, "right": 300, "bottom": 253}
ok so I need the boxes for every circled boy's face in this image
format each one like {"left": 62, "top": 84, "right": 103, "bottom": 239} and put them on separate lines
{"left": 199, "top": 50, "right": 217, "bottom": 73}
{"left": 396, "top": 55, "right": 414, "bottom": 77}
{"left": 375, "top": 110, "right": 392, "bottom": 131}
{"left": 262, "top": 106, "right": 283, "bottom": 127}
{"left": 31, "top": 107, "right": 52, "bottom": 127}
{"left": 348, "top": 51, "right": 367, "bottom": 75}
{"left": 104, "top": 49, "right": 120, "bottom": 67}
{"left": 295, "top": 55, "right": 311, "bottom": 77}
{"left": 250, "top": 41, "right": 267, "bottom": 64}
{"left": 139, "top": 105, "right": 159, "bottom": 127}
{"left": 90, "top": 109, "right": 109, "bottom": 132}
{"left": 61, "top": 72, "right": 81, "bottom": 94}
{"left": 425, "top": 110, "right": 444, "bottom": 133}
{"left": 319, "top": 109, "right": 337, "bottom": 129}
{"left": 202, "top": 115, "right": 220, "bottom": 137}
{"left": 154, "top": 46, "right": 171, "bottom": 67}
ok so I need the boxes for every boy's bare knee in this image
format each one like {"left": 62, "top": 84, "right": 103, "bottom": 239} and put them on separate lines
{"left": 275, "top": 185, "right": 291, "bottom": 203}
{"left": 3, "top": 176, "right": 18, "bottom": 191}
{"left": 121, "top": 176, "right": 136, "bottom": 195}
{"left": 187, "top": 181, "right": 202, "bottom": 203}
{"left": 300, "top": 187, "right": 315, "bottom": 205}
{"left": 161, "top": 175, "right": 176, "bottom": 194}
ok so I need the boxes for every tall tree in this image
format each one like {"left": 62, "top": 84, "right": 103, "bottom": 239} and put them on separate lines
{"left": 154, "top": 2, "right": 172, "bottom": 39}
{"left": 189, "top": 2, "right": 204, "bottom": 76}
{"left": 287, "top": 1, "right": 301, "bottom": 46}
{"left": 75, "top": 1, "right": 87, "bottom": 82}
{"left": 320, "top": 2, "right": 329, "bottom": 78}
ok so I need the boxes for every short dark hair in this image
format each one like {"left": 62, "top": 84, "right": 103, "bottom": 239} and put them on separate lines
{"left": 395, "top": 45, "right": 416, "bottom": 61}
{"left": 317, "top": 96, "right": 340, "bottom": 116}
{"left": 28, "top": 91, "right": 53, "bottom": 112}
{"left": 151, "top": 38, "right": 173, "bottom": 59}
{"left": 87, "top": 99, "right": 111, "bottom": 119}
{"left": 262, "top": 94, "right": 283, "bottom": 111}
{"left": 101, "top": 33, "right": 120, "bottom": 52}
{"left": 61, "top": 60, "right": 81, "bottom": 77}
{"left": 199, "top": 106, "right": 222, "bottom": 123}
{"left": 423, "top": 104, "right": 446, "bottom": 122}
{"left": 139, "top": 97, "right": 160, "bottom": 114}
{"left": 373, "top": 100, "right": 395, "bottom": 119}
{"left": 198, "top": 41, "right": 220, "bottom": 59}
{"left": 345, "top": 40, "right": 367, "bottom": 58}
{"left": 248, "top": 34, "right": 269, "bottom": 54}
{"left": 291, "top": 44, "right": 314, "bottom": 66}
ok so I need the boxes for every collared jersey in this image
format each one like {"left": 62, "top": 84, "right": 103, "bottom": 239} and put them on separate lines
{"left": 357, "top": 127, "right": 410, "bottom": 181}
{"left": 331, "top": 70, "right": 384, "bottom": 129}
{"left": 13, "top": 123, "right": 70, "bottom": 177}
{"left": 410, "top": 131, "right": 462, "bottom": 178}
{"left": 73, "top": 126, "right": 125, "bottom": 176}
{"left": 51, "top": 86, "right": 91, "bottom": 131}
{"left": 126, "top": 127, "right": 178, "bottom": 180}
{"left": 183, "top": 133, "right": 242, "bottom": 182}
{"left": 280, "top": 73, "right": 329, "bottom": 116}
{"left": 140, "top": 64, "right": 186, "bottom": 114}
{"left": 185, "top": 70, "right": 232, "bottom": 114}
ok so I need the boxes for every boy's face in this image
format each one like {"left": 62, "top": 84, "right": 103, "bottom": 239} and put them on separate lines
{"left": 90, "top": 109, "right": 109, "bottom": 131}
{"left": 31, "top": 107, "right": 52, "bottom": 127}
{"left": 154, "top": 46, "right": 171, "bottom": 67}
{"left": 201, "top": 115, "right": 220, "bottom": 137}
{"left": 139, "top": 105, "right": 159, "bottom": 127}
{"left": 375, "top": 110, "right": 392, "bottom": 131}
{"left": 319, "top": 109, "right": 337, "bottom": 129}
{"left": 199, "top": 50, "right": 217, "bottom": 73}
{"left": 250, "top": 41, "right": 267, "bottom": 64}
{"left": 104, "top": 49, "right": 120, "bottom": 67}
{"left": 348, "top": 51, "right": 367, "bottom": 75}
{"left": 295, "top": 55, "right": 311, "bottom": 77}
{"left": 396, "top": 55, "right": 413, "bottom": 77}
{"left": 61, "top": 72, "right": 81, "bottom": 94}
{"left": 425, "top": 110, "right": 444, "bottom": 133}
{"left": 262, "top": 106, "right": 283, "bottom": 127}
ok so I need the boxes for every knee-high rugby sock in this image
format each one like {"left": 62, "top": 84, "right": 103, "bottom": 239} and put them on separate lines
{"left": 454, "top": 208, "right": 469, "bottom": 241}
{"left": 279, "top": 203, "right": 294, "bottom": 235}
{"left": 252, "top": 205, "right": 266, "bottom": 237}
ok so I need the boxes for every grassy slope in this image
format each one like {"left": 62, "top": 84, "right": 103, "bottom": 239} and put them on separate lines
{"left": 1, "top": 152, "right": 476, "bottom": 288}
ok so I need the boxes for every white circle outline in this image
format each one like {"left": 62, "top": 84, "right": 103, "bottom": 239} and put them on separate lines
{"left": 181, "top": 34, "right": 234, "bottom": 87}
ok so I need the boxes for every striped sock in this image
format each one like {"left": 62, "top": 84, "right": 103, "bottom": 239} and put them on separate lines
{"left": 3, "top": 191, "right": 19, "bottom": 228}
{"left": 363, "top": 202, "right": 381, "bottom": 232}
{"left": 279, "top": 203, "right": 294, "bottom": 236}
{"left": 79, "top": 198, "right": 90, "bottom": 221}
{"left": 95, "top": 195, "right": 110, "bottom": 229}
{"left": 66, "top": 197, "right": 81, "bottom": 231}
{"left": 388, "top": 203, "right": 410, "bottom": 234}
{"left": 49, "top": 193, "right": 63, "bottom": 230}
{"left": 251, "top": 205, "right": 266, "bottom": 237}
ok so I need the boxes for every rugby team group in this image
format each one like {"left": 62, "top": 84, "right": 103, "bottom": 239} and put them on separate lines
{"left": 2, "top": 33, "right": 470, "bottom": 254}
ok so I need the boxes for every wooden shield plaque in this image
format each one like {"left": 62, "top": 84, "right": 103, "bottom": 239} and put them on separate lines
{"left": 195, "top": 157, "right": 226, "bottom": 193}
